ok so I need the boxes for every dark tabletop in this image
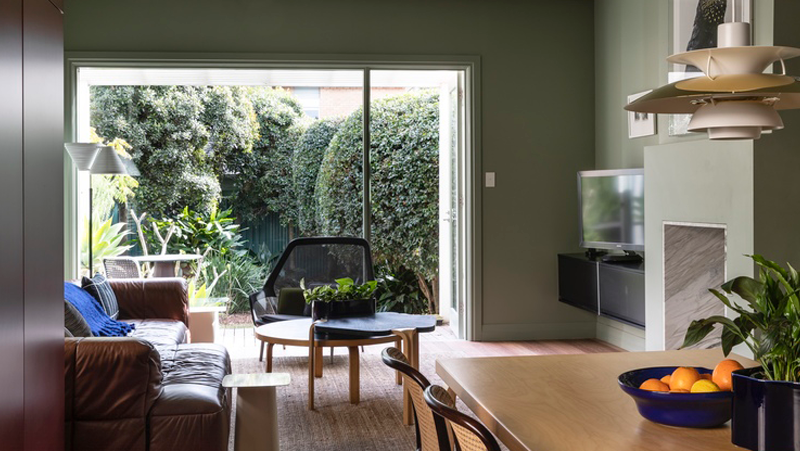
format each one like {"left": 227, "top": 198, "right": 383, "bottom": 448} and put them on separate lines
{"left": 314, "top": 312, "right": 436, "bottom": 336}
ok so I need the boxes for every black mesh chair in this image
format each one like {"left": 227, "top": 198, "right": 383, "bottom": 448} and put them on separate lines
{"left": 249, "top": 237, "right": 375, "bottom": 360}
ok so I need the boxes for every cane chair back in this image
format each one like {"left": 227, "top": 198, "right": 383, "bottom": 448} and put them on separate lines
{"left": 103, "top": 257, "right": 142, "bottom": 279}
{"left": 424, "top": 385, "right": 502, "bottom": 451}
{"left": 381, "top": 347, "right": 451, "bottom": 451}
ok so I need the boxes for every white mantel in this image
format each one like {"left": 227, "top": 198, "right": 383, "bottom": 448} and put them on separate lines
{"left": 644, "top": 140, "right": 754, "bottom": 351}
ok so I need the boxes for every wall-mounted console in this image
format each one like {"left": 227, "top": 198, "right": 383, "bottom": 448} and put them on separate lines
{"left": 557, "top": 253, "right": 645, "bottom": 329}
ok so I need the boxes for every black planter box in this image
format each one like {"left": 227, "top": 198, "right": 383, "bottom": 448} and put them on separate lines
{"left": 732, "top": 367, "right": 800, "bottom": 451}
{"left": 311, "top": 298, "right": 376, "bottom": 321}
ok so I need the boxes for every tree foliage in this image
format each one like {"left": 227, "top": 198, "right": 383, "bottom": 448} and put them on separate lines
{"left": 227, "top": 88, "right": 304, "bottom": 226}
{"left": 91, "top": 85, "right": 258, "bottom": 217}
{"left": 293, "top": 118, "right": 341, "bottom": 235}
{"left": 316, "top": 90, "right": 440, "bottom": 311}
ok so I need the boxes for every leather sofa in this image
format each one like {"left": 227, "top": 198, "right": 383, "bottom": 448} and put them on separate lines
{"left": 64, "top": 278, "right": 231, "bottom": 451}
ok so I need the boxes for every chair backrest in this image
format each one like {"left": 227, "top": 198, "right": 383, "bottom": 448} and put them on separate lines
{"left": 103, "top": 257, "right": 142, "bottom": 279}
{"left": 381, "top": 347, "right": 450, "bottom": 451}
{"left": 263, "top": 237, "right": 375, "bottom": 298}
{"left": 248, "top": 289, "right": 269, "bottom": 327}
{"left": 424, "top": 385, "right": 502, "bottom": 451}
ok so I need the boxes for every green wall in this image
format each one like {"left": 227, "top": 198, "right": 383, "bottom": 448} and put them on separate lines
{"left": 754, "top": 0, "right": 800, "bottom": 267}
{"left": 64, "top": 0, "right": 598, "bottom": 340}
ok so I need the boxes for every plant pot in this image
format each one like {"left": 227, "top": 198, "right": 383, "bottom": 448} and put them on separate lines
{"left": 329, "top": 298, "right": 376, "bottom": 319}
{"left": 732, "top": 367, "right": 800, "bottom": 451}
{"left": 311, "top": 301, "right": 329, "bottom": 322}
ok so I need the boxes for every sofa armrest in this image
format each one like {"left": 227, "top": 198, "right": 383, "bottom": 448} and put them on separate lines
{"left": 65, "top": 337, "right": 163, "bottom": 451}
{"left": 110, "top": 278, "right": 189, "bottom": 326}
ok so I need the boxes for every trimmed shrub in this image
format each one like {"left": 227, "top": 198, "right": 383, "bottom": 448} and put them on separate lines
{"left": 293, "top": 118, "right": 341, "bottom": 235}
{"left": 316, "top": 90, "right": 440, "bottom": 312}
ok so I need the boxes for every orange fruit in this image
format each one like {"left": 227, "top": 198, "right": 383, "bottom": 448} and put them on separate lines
{"left": 670, "top": 367, "right": 701, "bottom": 391}
{"left": 660, "top": 374, "right": 672, "bottom": 386}
{"left": 700, "top": 373, "right": 713, "bottom": 380}
{"left": 691, "top": 379, "right": 721, "bottom": 393}
{"left": 639, "top": 378, "right": 670, "bottom": 392}
{"left": 670, "top": 388, "right": 690, "bottom": 393}
{"left": 713, "top": 359, "right": 744, "bottom": 391}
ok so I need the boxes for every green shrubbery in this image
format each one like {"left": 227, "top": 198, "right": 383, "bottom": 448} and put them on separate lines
{"left": 91, "top": 87, "right": 441, "bottom": 314}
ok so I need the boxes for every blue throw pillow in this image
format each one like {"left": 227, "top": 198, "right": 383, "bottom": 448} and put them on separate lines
{"left": 64, "top": 283, "right": 134, "bottom": 337}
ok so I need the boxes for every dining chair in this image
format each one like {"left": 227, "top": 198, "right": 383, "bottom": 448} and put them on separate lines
{"left": 424, "top": 385, "right": 502, "bottom": 451}
{"left": 381, "top": 347, "right": 451, "bottom": 451}
{"left": 103, "top": 257, "right": 142, "bottom": 279}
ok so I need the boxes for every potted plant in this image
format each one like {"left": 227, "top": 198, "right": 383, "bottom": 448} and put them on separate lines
{"left": 683, "top": 255, "right": 800, "bottom": 451}
{"left": 302, "top": 278, "right": 378, "bottom": 321}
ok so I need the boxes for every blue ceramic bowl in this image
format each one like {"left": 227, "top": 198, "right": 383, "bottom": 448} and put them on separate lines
{"left": 618, "top": 366, "right": 732, "bottom": 428}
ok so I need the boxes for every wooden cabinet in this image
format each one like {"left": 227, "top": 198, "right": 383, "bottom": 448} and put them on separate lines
{"left": 558, "top": 254, "right": 645, "bottom": 328}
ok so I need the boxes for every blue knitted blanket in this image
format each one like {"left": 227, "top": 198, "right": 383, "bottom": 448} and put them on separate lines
{"left": 64, "top": 283, "right": 135, "bottom": 337}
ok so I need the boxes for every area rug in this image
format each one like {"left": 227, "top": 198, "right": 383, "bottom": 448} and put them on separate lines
{"left": 229, "top": 349, "right": 460, "bottom": 451}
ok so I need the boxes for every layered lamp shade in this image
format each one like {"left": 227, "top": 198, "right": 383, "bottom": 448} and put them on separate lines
{"left": 626, "top": 20, "right": 800, "bottom": 140}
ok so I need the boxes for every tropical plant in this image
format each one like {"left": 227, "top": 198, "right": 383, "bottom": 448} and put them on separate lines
{"left": 302, "top": 278, "right": 378, "bottom": 304}
{"left": 682, "top": 254, "right": 800, "bottom": 382}
{"left": 81, "top": 218, "right": 132, "bottom": 274}
{"left": 140, "top": 207, "right": 246, "bottom": 257}
{"left": 199, "top": 250, "right": 268, "bottom": 313}
{"left": 375, "top": 265, "right": 430, "bottom": 314}
{"left": 316, "top": 90, "right": 440, "bottom": 313}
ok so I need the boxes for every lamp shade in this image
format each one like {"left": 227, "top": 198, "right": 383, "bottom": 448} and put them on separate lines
{"left": 90, "top": 146, "right": 128, "bottom": 175}
{"left": 64, "top": 143, "right": 101, "bottom": 171}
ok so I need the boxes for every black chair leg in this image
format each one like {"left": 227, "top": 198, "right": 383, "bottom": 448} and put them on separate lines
{"left": 259, "top": 341, "right": 265, "bottom": 362}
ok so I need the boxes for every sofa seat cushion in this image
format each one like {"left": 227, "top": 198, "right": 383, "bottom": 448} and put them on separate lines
{"left": 128, "top": 319, "right": 187, "bottom": 347}
{"left": 151, "top": 343, "right": 231, "bottom": 416}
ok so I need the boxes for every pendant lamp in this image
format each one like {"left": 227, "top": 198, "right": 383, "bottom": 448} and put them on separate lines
{"left": 626, "top": 2, "right": 800, "bottom": 140}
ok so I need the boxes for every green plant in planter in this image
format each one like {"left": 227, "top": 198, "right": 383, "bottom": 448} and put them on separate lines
{"left": 302, "top": 278, "right": 378, "bottom": 304}
{"left": 682, "top": 254, "right": 800, "bottom": 382}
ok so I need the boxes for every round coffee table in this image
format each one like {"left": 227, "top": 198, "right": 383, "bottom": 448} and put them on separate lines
{"left": 254, "top": 319, "right": 401, "bottom": 405}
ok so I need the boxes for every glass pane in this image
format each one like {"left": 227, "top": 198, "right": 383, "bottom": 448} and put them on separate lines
{"left": 84, "top": 68, "right": 363, "bottom": 312}
{"left": 368, "top": 70, "right": 461, "bottom": 316}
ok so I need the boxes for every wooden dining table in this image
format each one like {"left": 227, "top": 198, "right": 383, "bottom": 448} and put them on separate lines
{"left": 436, "top": 349, "right": 757, "bottom": 451}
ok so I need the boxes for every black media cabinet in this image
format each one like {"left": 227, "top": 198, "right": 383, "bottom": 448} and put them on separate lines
{"left": 557, "top": 253, "right": 645, "bottom": 328}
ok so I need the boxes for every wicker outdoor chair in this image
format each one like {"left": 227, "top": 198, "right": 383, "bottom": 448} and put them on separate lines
{"left": 381, "top": 347, "right": 451, "bottom": 451}
{"left": 424, "top": 385, "right": 502, "bottom": 451}
{"left": 103, "top": 257, "right": 142, "bottom": 279}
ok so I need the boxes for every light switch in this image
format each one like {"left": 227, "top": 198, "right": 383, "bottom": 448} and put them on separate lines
{"left": 485, "top": 172, "right": 496, "bottom": 188}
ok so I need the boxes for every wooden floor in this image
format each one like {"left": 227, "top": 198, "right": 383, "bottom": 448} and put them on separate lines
{"left": 220, "top": 323, "right": 623, "bottom": 362}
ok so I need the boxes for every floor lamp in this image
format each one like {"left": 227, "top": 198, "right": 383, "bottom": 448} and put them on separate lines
{"left": 87, "top": 146, "right": 130, "bottom": 275}
{"left": 65, "top": 143, "right": 131, "bottom": 275}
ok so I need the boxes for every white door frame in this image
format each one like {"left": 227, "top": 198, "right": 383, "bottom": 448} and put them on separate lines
{"left": 64, "top": 52, "right": 484, "bottom": 341}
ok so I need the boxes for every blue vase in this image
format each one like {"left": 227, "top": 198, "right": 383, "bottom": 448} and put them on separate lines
{"left": 732, "top": 367, "right": 800, "bottom": 451}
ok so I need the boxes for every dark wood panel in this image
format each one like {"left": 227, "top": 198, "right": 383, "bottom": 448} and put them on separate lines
{"left": 0, "top": 0, "right": 25, "bottom": 448}
{"left": 22, "top": 0, "right": 64, "bottom": 449}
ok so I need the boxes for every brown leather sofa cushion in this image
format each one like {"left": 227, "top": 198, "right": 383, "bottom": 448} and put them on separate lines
{"left": 64, "top": 337, "right": 162, "bottom": 451}
{"left": 109, "top": 278, "right": 190, "bottom": 326}
{"left": 128, "top": 319, "right": 188, "bottom": 348}
{"left": 150, "top": 343, "right": 232, "bottom": 451}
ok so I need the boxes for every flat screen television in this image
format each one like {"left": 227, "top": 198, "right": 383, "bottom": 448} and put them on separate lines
{"left": 578, "top": 169, "right": 644, "bottom": 251}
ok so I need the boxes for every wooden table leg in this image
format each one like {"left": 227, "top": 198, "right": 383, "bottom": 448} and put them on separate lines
{"left": 308, "top": 323, "right": 316, "bottom": 410}
{"left": 393, "top": 328, "right": 419, "bottom": 426}
{"left": 314, "top": 347, "right": 324, "bottom": 378}
{"left": 348, "top": 346, "right": 360, "bottom": 404}
{"left": 265, "top": 343, "right": 274, "bottom": 373}
{"left": 395, "top": 337, "right": 402, "bottom": 386}
{"left": 234, "top": 386, "right": 279, "bottom": 451}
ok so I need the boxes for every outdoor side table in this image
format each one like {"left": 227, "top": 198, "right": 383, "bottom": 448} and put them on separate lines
{"left": 223, "top": 373, "right": 290, "bottom": 451}
{"left": 189, "top": 297, "right": 228, "bottom": 343}
{"left": 131, "top": 253, "right": 203, "bottom": 277}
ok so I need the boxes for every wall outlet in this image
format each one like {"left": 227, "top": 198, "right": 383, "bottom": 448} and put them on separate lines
{"left": 485, "top": 172, "right": 496, "bottom": 188}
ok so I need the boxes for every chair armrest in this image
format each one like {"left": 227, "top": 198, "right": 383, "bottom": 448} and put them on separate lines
{"left": 109, "top": 278, "right": 189, "bottom": 326}
{"left": 65, "top": 337, "right": 162, "bottom": 448}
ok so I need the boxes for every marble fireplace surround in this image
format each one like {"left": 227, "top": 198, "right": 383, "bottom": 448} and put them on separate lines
{"left": 663, "top": 222, "right": 726, "bottom": 350}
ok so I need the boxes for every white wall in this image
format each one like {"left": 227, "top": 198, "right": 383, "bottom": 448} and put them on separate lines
{"left": 644, "top": 140, "right": 754, "bottom": 351}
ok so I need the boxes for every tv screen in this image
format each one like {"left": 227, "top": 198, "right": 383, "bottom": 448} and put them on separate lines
{"left": 578, "top": 169, "right": 644, "bottom": 251}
